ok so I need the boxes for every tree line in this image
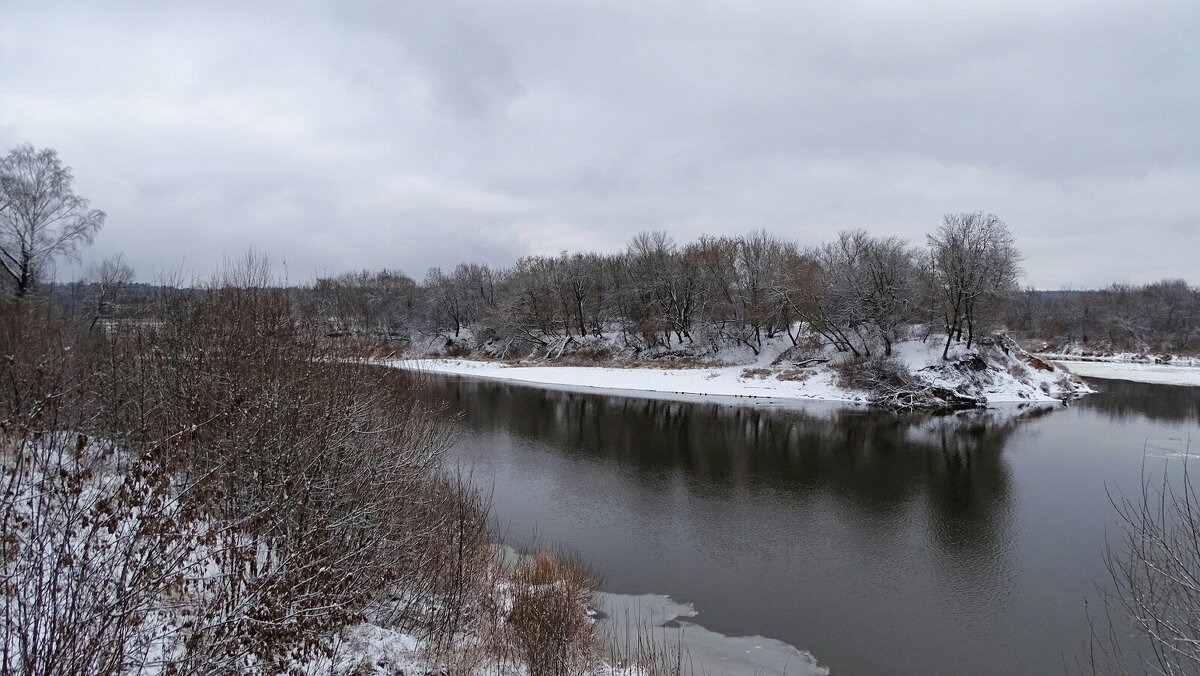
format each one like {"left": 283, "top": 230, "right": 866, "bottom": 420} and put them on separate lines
{"left": 310, "top": 213, "right": 1022, "bottom": 361}
{"left": 1007, "top": 281, "right": 1200, "bottom": 354}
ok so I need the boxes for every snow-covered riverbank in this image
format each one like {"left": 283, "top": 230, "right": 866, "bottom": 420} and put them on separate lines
{"left": 328, "top": 573, "right": 830, "bottom": 675}
{"left": 390, "top": 337, "right": 1090, "bottom": 407}
{"left": 397, "top": 357, "right": 861, "bottom": 403}
{"left": 1051, "top": 360, "right": 1200, "bottom": 387}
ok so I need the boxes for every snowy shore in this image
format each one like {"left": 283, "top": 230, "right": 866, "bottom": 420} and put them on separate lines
{"left": 320, "top": 583, "right": 828, "bottom": 675}
{"left": 1051, "top": 360, "right": 1200, "bottom": 387}
{"left": 396, "top": 357, "right": 862, "bottom": 404}
{"left": 390, "top": 337, "right": 1089, "bottom": 407}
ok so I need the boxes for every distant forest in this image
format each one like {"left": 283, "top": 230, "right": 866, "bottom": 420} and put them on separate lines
{"left": 1006, "top": 282, "right": 1198, "bottom": 353}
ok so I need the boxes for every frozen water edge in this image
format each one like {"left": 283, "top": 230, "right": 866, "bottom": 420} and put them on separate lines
{"left": 595, "top": 592, "right": 829, "bottom": 676}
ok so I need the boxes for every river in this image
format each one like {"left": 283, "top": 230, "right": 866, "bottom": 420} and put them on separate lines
{"left": 430, "top": 375, "right": 1200, "bottom": 675}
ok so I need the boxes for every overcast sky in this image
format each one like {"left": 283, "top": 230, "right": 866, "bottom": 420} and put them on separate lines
{"left": 1, "top": 0, "right": 1197, "bottom": 288}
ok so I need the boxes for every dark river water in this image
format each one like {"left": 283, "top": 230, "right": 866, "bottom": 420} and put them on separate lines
{"left": 430, "top": 376, "right": 1200, "bottom": 675}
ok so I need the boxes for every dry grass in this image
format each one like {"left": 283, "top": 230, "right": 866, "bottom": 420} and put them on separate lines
{"left": 775, "top": 368, "right": 813, "bottom": 382}
{"left": 504, "top": 552, "right": 599, "bottom": 676}
{"left": 445, "top": 339, "right": 473, "bottom": 357}
{"left": 444, "top": 350, "right": 723, "bottom": 371}
{"left": 555, "top": 345, "right": 614, "bottom": 366}
{"left": 740, "top": 367, "right": 772, "bottom": 379}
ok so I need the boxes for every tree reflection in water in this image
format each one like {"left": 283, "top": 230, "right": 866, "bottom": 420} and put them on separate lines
{"left": 421, "top": 374, "right": 1198, "bottom": 675}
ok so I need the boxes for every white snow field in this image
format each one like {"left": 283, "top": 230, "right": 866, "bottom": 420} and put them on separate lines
{"left": 1052, "top": 360, "right": 1200, "bottom": 387}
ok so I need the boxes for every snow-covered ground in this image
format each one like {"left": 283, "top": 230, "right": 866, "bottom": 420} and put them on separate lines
{"left": 315, "top": 547, "right": 828, "bottom": 675}
{"left": 3, "top": 435, "right": 657, "bottom": 676}
{"left": 391, "top": 336, "right": 1089, "bottom": 407}
{"left": 310, "top": 621, "right": 648, "bottom": 676}
{"left": 317, "top": 591, "right": 829, "bottom": 676}
{"left": 1051, "top": 360, "right": 1200, "bottom": 387}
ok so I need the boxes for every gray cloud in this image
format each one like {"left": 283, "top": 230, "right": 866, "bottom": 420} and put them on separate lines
{"left": 1, "top": 0, "right": 1196, "bottom": 288}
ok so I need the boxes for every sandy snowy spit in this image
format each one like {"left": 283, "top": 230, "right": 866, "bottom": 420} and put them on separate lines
{"left": 390, "top": 358, "right": 863, "bottom": 405}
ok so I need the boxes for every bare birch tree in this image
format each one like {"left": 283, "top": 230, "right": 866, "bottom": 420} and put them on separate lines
{"left": 0, "top": 145, "right": 105, "bottom": 298}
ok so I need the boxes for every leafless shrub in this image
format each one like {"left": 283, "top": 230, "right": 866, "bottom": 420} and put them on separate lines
{"left": 835, "top": 355, "right": 980, "bottom": 410}
{"left": 776, "top": 368, "right": 812, "bottom": 382}
{"left": 834, "top": 355, "right": 916, "bottom": 393}
{"left": 391, "top": 473, "right": 496, "bottom": 661}
{"left": 2, "top": 257, "right": 622, "bottom": 674}
{"left": 0, "top": 431, "right": 205, "bottom": 676}
{"left": 1086, "top": 454, "right": 1200, "bottom": 675}
{"left": 557, "top": 344, "right": 613, "bottom": 365}
{"left": 740, "top": 367, "right": 772, "bottom": 379}
{"left": 0, "top": 304, "right": 204, "bottom": 676}
{"left": 444, "top": 339, "right": 473, "bottom": 358}
{"left": 771, "top": 336, "right": 825, "bottom": 366}
{"left": 0, "top": 266, "right": 517, "bottom": 673}
{"left": 119, "top": 281, "right": 462, "bottom": 672}
{"left": 504, "top": 552, "right": 598, "bottom": 676}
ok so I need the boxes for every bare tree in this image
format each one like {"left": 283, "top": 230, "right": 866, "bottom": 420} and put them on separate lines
{"left": 690, "top": 235, "right": 746, "bottom": 347}
{"left": 775, "top": 244, "right": 830, "bottom": 347}
{"left": 553, "top": 253, "right": 606, "bottom": 338}
{"left": 0, "top": 145, "right": 105, "bottom": 298}
{"left": 810, "top": 231, "right": 919, "bottom": 358}
{"left": 1006, "top": 280, "right": 1200, "bottom": 355}
{"left": 456, "top": 262, "right": 498, "bottom": 313}
{"left": 735, "top": 230, "right": 788, "bottom": 350}
{"left": 425, "top": 266, "right": 469, "bottom": 337}
{"left": 625, "top": 231, "right": 679, "bottom": 347}
{"left": 310, "top": 269, "right": 420, "bottom": 339}
{"left": 926, "top": 213, "right": 1021, "bottom": 359}
{"left": 860, "top": 234, "right": 919, "bottom": 356}
{"left": 304, "top": 219, "right": 1032, "bottom": 364}
{"left": 84, "top": 253, "right": 135, "bottom": 330}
